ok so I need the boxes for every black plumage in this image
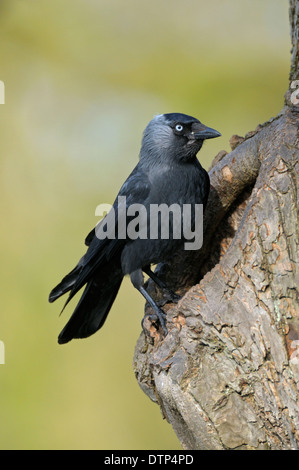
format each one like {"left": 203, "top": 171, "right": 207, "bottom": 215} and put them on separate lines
{"left": 49, "top": 113, "right": 220, "bottom": 343}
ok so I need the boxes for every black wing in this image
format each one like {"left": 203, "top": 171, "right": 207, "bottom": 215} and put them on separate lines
{"left": 49, "top": 163, "right": 151, "bottom": 307}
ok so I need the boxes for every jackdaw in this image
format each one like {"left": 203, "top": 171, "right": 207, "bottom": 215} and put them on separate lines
{"left": 49, "top": 113, "right": 221, "bottom": 343}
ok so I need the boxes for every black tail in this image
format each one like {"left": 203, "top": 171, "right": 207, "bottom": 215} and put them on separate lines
{"left": 49, "top": 266, "right": 81, "bottom": 303}
{"left": 57, "top": 263, "right": 123, "bottom": 344}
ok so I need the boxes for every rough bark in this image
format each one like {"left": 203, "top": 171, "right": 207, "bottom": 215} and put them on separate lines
{"left": 133, "top": 0, "right": 299, "bottom": 450}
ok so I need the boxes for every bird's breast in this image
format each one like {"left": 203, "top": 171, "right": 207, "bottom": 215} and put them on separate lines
{"left": 148, "top": 164, "right": 206, "bottom": 206}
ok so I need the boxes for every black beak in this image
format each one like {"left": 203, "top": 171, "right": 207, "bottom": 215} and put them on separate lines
{"left": 190, "top": 122, "right": 221, "bottom": 140}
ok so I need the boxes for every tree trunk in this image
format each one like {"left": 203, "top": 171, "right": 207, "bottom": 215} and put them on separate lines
{"left": 133, "top": 0, "right": 299, "bottom": 450}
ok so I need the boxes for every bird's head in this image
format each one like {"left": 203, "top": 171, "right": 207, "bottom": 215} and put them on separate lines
{"left": 140, "top": 113, "right": 221, "bottom": 165}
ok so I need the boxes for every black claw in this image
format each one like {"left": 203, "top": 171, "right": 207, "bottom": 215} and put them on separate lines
{"left": 142, "top": 266, "right": 181, "bottom": 304}
{"left": 141, "top": 315, "right": 154, "bottom": 337}
{"left": 156, "top": 308, "right": 168, "bottom": 335}
{"left": 131, "top": 269, "right": 169, "bottom": 337}
{"left": 141, "top": 310, "right": 168, "bottom": 336}
{"left": 166, "top": 290, "right": 182, "bottom": 303}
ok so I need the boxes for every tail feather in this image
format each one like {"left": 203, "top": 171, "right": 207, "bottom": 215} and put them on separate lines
{"left": 57, "top": 264, "right": 123, "bottom": 344}
{"left": 49, "top": 266, "right": 81, "bottom": 303}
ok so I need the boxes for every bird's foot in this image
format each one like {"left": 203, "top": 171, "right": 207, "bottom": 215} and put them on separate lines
{"left": 156, "top": 289, "right": 181, "bottom": 308}
{"left": 141, "top": 309, "right": 168, "bottom": 337}
{"left": 163, "top": 289, "right": 181, "bottom": 303}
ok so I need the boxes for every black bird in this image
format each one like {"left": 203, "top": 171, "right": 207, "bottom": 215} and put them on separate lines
{"left": 49, "top": 113, "right": 220, "bottom": 344}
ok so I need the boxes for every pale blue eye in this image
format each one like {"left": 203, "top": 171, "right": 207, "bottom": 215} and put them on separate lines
{"left": 175, "top": 124, "right": 183, "bottom": 132}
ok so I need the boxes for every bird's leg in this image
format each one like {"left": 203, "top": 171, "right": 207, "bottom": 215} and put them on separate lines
{"left": 143, "top": 266, "right": 181, "bottom": 302}
{"left": 130, "top": 269, "right": 168, "bottom": 335}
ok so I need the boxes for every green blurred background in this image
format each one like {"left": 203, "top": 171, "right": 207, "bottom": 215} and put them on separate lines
{"left": 0, "top": 0, "right": 290, "bottom": 450}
